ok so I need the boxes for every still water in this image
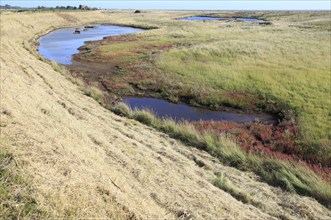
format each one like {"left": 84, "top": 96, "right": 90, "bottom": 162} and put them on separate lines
{"left": 123, "top": 97, "right": 275, "bottom": 123}
{"left": 38, "top": 24, "right": 144, "bottom": 65}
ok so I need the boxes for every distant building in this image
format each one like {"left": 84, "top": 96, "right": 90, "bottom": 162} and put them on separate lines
{"left": 79, "top": 5, "right": 89, "bottom": 10}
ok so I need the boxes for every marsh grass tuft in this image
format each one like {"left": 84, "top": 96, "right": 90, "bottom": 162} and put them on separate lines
{"left": 111, "top": 102, "right": 132, "bottom": 117}
{"left": 213, "top": 173, "right": 253, "bottom": 204}
{"left": 159, "top": 119, "right": 207, "bottom": 150}
{"left": 131, "top": 109, "right": 155, "bottom": 126}
{"left": 83, "top": 86, "right": 104, "bottom": 104}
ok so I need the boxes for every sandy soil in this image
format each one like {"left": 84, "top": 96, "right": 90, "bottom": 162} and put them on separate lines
{"left": 1, "top": 11, "right": 330, "bottom": 219}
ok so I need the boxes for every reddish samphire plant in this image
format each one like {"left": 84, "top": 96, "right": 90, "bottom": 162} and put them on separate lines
{"left": 193, "top": 121, "right": 331, "bottom": 179}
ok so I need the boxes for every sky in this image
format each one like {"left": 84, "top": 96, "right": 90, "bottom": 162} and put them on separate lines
{"left": 1, "top": 1, "right": 330, "bottom": 10}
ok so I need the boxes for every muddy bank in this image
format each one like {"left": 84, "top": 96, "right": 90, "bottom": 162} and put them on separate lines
{"left": 68, "top": 56, "right": 278, "bottom": 123}
{"left": 67, "top": 34, "right": 278, "bottom": 124}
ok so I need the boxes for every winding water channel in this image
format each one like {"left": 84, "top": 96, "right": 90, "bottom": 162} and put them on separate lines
{"left": 38, "top": 23, "right": 275, "bottom": 123}
{"left": 39, "top": 24, "right": 144, "bottom": 64}
{"left": 123, "top": 97, "right": 276, "bottom": 123}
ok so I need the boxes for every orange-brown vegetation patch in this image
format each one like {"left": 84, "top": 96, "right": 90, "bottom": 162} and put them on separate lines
{"left": 193, "top": 121, "right": 331, "bottom": 178}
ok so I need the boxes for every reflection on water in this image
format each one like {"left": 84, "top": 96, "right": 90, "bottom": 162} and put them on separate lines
{"left": 38, "top": 24, "right": 144, "bottom": 65}
{"left": 123, "top": 97, "right": 274, "bottom": 123}
{"left": 178, "top": 16, "right": 221, "bottom": 21}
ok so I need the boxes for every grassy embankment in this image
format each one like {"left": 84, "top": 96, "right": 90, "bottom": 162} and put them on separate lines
{"left": 0, "top": 138, "right": 46, "bottom": 219}
{"left": 1, "top": 10, "right": 330, "bottom": 218}
{"left": 70, "top": 11, "right": 331, "bottom": 206}
{"left": 111, "top": 103, "right": 331, "bottom": 207}
{"left": 1, "top": 11, "right": 140, "bottom": 219}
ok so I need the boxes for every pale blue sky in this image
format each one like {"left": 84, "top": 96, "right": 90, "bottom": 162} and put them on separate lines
{"left": 1, "top": 1, "right": 330, "bottom": 10}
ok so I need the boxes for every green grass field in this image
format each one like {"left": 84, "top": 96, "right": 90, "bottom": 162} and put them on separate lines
{"left": 156, "top": 13, "right": 331, "bottom": 161}
{"left": 81, "top": 11, "right": 331, "bottom": 165}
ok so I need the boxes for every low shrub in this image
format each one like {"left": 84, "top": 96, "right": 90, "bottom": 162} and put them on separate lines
{"left": 111, "top": 102, "right": 132, "bottom": 117}
{"left": 158, "top": 120, "right": 206, "bottom": 150}
{"left": 83, "top": 86, "right": 104, "bottom": 104}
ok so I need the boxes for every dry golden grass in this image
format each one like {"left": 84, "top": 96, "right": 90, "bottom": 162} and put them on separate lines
{"left": 0, "top": 10, "right": 330, "bottom": 219}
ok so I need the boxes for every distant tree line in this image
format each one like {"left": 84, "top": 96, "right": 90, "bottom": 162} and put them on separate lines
{"left": 0, "top": 4, "right": 99, "bottom": 11}
{"left": 37, "top": 5, "right": 98, "bottom": 10}
{"left": 0, "top": 4, "right": 22, "bottom": 9}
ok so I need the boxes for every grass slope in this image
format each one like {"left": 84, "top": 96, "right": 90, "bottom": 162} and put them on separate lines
{"left": 112, "top": 104, "right": 331, "bottom": 207}
{"left": 1, "top": 10, "right": 331, "bottom": 218}
{"left": 0, "top": 142, "right": 45, "bottom": 219}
